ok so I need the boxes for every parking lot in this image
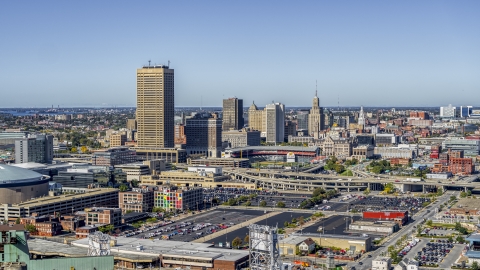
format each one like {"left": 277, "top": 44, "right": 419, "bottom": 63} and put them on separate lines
{"left": 402, "top": 238, "right": 464, "bottom": 268}
{"left": 203, "top": 187, "right": 309, "bottom": 207}
{"left": 349, "top": 196, "right": 430, "bottom": 215}
{"left": 130, "top": 209, "right": 265, "bottom": 241}
{"left": 205, "top": 211, "right": 308, "bottom": 246}
{"left": 301, "top": 215, "right": 362, "bottom": 235}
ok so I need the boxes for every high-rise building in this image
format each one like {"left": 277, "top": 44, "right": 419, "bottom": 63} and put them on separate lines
{"left": 440, "top": 104, "right": 456, "bottom": 118}
{"left": 308, "top": 91, "right": 324, "bottom": 138}
{"left": 136, "top": 65, "right": 174, "bottom": 148}
{"left": 284, "top": 120, "right": 296, "bottom": 142}
{"left": 248, "top": 101, "right": 264, "bottom": 132}
{"left": 265, "top": 102, "right": 285, "bottom": 143}
{"left": 15, "top": 134, "right": 54, "bottom": 164}
{"left": 185, "top": 113, "right": 222, "bottom": 157}
{"left": 222, "top": 98, "right": 244, "bottom": 131}
{"left": 296, "top": 110, "right": 309, "bottom": 131}
{"left": 358, "top": 106, "right": 366, "bottom": 129}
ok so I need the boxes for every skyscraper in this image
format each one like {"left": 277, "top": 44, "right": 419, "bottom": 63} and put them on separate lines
{"left": 308, "top": 89, "right": 324, "bottom": 138}
{"left": 136, "top": 64, "right": 174, "bottom": 148}
{"left": 222, "top": 98, "right": 244, "bottom": 131}
{"left": 185, "top": 113, "right": 222, "bottom": 158}
{"left": 265, "top": 102, "right": 285, "bottom": 143}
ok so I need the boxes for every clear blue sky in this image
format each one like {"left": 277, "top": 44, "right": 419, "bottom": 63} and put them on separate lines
{"left": 1, "top": 1, "right": 479, "bottom": 108}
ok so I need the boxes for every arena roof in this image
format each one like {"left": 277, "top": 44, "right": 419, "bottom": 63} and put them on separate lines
{"left": 0, "top": 164, "right": 44, "bottom": 183}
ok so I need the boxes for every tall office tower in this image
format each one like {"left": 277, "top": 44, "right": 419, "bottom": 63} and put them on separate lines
{"left": 15, "top": 134, "right": 54, "bottom": 164}
{"left": 265, "top": 102, "right": 285, "bottom": 143}
{"left": 185, "top": 113, "right": 222, "bottom": 158}
{"left": 136, "top": 65, "right": 174, "bottom": 148}
{"left": 358, "top": 106, "right": 366, "bottom": 129}
{"left": 248, "top": 101, "right": 265, "bottom": 132}
{"left": 222, "top": 98, "right": 244, "bottom": 131}
{"left": 308, "top": 90, "right": 324, "bottom": 138}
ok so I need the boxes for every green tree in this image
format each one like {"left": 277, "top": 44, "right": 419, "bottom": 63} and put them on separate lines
{"left": 312, "top": 187, "right": 326, "bottom": 197}
{"left": 467, "top": 190, "right": 472, "bottom": 197}
{"left": 456, "top": 235, "right": 465, "bottom": 244}
{"left": 460, "top": 191, "right": 467, "bottom": 198}
{"left": 363, "top": 188, "right": 371, "bottom": 196}
{"left": 244, "top": 235, "right": 250, "bottom": 245}
{"left": 245, "top": 201, "right": 252, "bottom": 206}
{"left": 227, "top": 198, "right": 237, "bottom": 206}
{"left": 472, "top": 261, "right": 479, "bottom": 270}
{"left": 15, "top": 218, "right": 20, "bottom": 224}
{"left": 232, "top": 236, "right": 243, "bottom": 249}
{"left": 426, "top": 220, "right": 433, "bottom": 226}
{"left": 260, "top": 200, "right": 267, "bottom": 207}
{"left": 25, "top": 224, "right": 37, "bottom": 234}
{"left": 99, "top": 224, "right": 114, "bottom": 234}
{"left": 119, "top": 184, "right": 128, "bottom": 192}
{"left": 383, "top": 183, "right": 396, "bottom": 194}
{"left": 276, "top": 201, "right": 286, "bottom": 208}
{"left": 298, "top": 216, "right": 305, "bottom": 226}
{"left": 147, "top": 217, "right": 158, "bottom": 223}
{"left": 334, "top": 164, "right": 345, "bottom": 174}
{"left": 152, "top": 207, "right": 164, "bottom": 213}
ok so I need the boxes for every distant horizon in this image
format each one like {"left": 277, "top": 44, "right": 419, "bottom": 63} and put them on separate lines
{"left": 0, "top": 105, "right": 475, "bottom": 110}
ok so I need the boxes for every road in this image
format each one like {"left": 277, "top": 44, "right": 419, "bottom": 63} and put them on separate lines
{"left": 349, "top": 191, "right": 457, "bottom": 270}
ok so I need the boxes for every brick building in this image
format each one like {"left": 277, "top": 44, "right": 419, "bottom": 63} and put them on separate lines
{"left": 119, "top": 186, "right": 155, "bottom": 213}
{"left": 85, "top": 207, "right": 122, "bottom": 226}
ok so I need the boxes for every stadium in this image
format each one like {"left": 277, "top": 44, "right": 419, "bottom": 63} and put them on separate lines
{"left": 0, "top": 164, "right": 50, "bottom": 204}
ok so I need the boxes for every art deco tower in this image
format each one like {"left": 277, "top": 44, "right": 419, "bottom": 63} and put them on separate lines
{"left": 308, "top": 85, "right": 324, "bottom": 138}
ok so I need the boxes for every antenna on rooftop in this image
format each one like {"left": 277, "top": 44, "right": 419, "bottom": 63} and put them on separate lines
{"left": 316, "top": 80, "right": 318, "bottom": 97}
{"left": 148, "top": 60, "right": 151, "bottom": 67}
{"left": 168, "top": 60, "right": 170, "bottom": 67}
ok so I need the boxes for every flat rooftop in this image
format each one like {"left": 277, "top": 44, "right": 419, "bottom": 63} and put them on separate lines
{"left": 5, "top": 188, "right": 118, "bottom": 208}
{"left": 291, "top": 233, "right": 370, "bottom": 241}
{"left": 28, "top": 238, "right": 156, "bottom": 262}
{"left": 452, "top": 198, "right": 480, "bottom": 210}
{"left": 72, "top": 237, "right": 249, "bottom": 262}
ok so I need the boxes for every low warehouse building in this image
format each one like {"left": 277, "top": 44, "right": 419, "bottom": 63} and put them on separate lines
{"left": 349, "top": 221, "right": 399, "bottom": 234}
{"left": 72, "top": 236, "right": 249, "bottom": 270}
{"left": 450, "top": 198, "right": 480, "bottom": 215}
{"left": 290, "top": 233, "right": 372, "bottom": 252}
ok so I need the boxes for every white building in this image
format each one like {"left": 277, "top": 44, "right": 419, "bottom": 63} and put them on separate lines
{"left": 440, "top": 104, "right": 456, "bottom": 118}
{"left": 372, "top": 257, "right": 392, "bottom": 270}
{"left": 265, "top": 102, "right": 285, "bottom": 143}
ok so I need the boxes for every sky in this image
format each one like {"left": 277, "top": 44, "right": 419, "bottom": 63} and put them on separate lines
{"left": 0, "top": 1, "right": 479, "bottom": 108}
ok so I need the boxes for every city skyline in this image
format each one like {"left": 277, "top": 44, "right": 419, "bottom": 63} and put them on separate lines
{"left": 1, "top": 1, "right": 479, "bottom": 107}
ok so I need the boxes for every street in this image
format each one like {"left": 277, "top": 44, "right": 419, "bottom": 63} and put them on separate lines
{"left": 348, "top": 191, "right": 457, "bottom": 270}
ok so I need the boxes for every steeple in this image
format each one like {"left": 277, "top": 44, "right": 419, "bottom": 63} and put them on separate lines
{"left": 315, "top": 80, "right": 318, "bottom": 97}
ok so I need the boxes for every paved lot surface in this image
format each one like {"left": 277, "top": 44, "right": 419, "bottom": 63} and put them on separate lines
{"left": 205, "top": 212, "right": 308, "bottom": 246}
{"left": 438, "top": 243, "right": 464, "bottom": 269}
{"left": 133, "top": 209, "right": 265, "bottom": 241}
{"left": 301, "top": 215, "right": 361, "bottom": 235}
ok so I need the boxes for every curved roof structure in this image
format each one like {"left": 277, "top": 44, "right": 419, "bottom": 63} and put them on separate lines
{"left": 0, "top": 164, "right": 45, "bottom": 185}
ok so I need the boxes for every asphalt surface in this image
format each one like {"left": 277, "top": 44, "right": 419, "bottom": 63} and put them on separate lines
{"left": 301, "top": 215, "right": 362, "bottom": 235}
{"left": 348, "top": 191, "right": 457, "bottom": 270}
{"left": 132, "top": 209, "right": 265, "bottom": 241}
{"left": 205, "top": 212, "right": 308, "bottom": 247}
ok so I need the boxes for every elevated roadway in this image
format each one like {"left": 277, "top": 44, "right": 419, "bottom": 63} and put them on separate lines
{"left": 224, "top": 168, "right": 480, "bottom": 193}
